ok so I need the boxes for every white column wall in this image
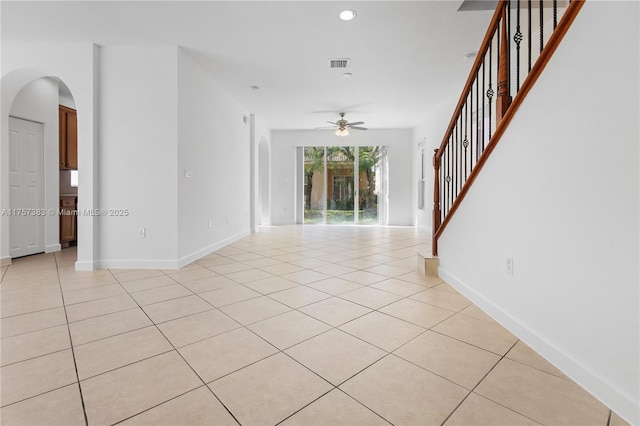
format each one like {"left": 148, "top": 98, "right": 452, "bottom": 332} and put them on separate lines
{"left": 413, "top": 103, "right": 458, "bottom": 233}
{"left": 97, "top": 45, "right": 179, "bottom": 267}
{"left": 437, "top": 2, "right": 639, "bottom": 422}
{"left": 176, "top": 49, "right": 251, "bottom": 264}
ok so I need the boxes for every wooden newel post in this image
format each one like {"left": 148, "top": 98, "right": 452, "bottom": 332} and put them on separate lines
{"left": 496, "top": 5, "right": 512, "bottom": 124}
{"left": 432, "top": 149, "right": 441, "bottom": 257}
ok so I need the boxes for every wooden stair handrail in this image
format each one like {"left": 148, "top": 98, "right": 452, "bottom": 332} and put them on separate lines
{"left": 432, "top": 0, "right": 585, "bottom": 256}
{"left": 435, "top": 1, "right": 507, "bottom": 159}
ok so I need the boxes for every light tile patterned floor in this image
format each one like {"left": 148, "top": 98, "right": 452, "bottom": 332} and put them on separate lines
{"left": 0, "top": 225, "right": 628, "bottom": 425}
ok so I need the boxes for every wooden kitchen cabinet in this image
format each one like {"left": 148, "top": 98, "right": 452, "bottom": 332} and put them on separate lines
{"left": 60, "top": 197, "right": 77, "bottom": 247}
{"left": 59, "top": 105, "right": 77, "bottom": 169}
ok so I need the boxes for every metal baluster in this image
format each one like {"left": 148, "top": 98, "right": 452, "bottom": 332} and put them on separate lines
{"left": 459, "top": 116, "right": 463, "bottom": 194}
{"left": 482, "top": 58, "right": 486, "bottom": 152}
{"left": 454, "top": 123, "right": 458, "bottom": 199}
{"left": 442, "top": 148, "right": 446, "bottom": 217}
{"left": 496, "top": 14, "right": 500, "bottom": 89}
{"left": 464, "top": 99, "right": 469, "bottom": 181}
{"left": 438, "top": 151, "right": 442, "bottom": 219}
{"left": 553, "top": 0, "right": 557, "bottom": 29}
{"left": 442, "top": 143, "right": 451, "bottom": 217}
{"left": 507, "top": 0, "right": 512, "bottom": 97}
{"left": 439, "top": 150, "right": 443, "bottom": 218}
{"left": 496, "top": 7, "right": 500, "bottom": 125}
{"left": 459, "top": 115, "right": 463, "bottom": 192}
{"left": 487, "top": 41, "right": 494, "bottom": 140}
{"left": 540, "top": 0, "right": 544, "bottom": 53}
{"left": 477, "top": 68, "right": 481, "bottom": 159}
{"left": 515, "top": 0, "right": 522, "bottom": 92}
{"left": 470, "top": 82, "right": 474, "bottom": 171}
{"left": 528, "top": 0, "right": 532, "bottom": 72}
{"left": 449, "top": 143, "right": 452, "bottom": 215}
{"left": 440, "top": 151, "right": 444, "bottom": 220}
{"left": 447, "top": 140, "right": 452, "bottom": 214}
{"left": 441, "top": 148, "right": 444, "bottom": 217}
{"left": 460, "top": 116, "right": 463, "bottom": 194}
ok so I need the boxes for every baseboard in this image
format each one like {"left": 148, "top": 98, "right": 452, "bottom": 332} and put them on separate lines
{"left": 90, "top": 229, "right": 252, "bottom": 270}
{"left": 270, "top": 220, "right": 296, "bottom": 225}
{"left": 94, "top": 258, "right": 181, "bottom": 270}
{"left": 415, "top": 224, "right": 433, "bottom": 234}
{"left": 176, "top": 229, "right": 251, "bottom": 269}
{"left": 0, "top": 256, "right": 12, "bottom": 267}
{"left": 45, "top": 243, "right": 61, "bottom": 253}
{"left": 75, "top": 260, "right": 96, "bottom": 271}
{"left": 439, "top": 267, "right": 639, "bottom": 425}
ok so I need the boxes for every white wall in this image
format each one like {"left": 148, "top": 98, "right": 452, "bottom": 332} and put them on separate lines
{"left": 258, "top": 133, "right": 271, "bottom": 226}
{"left": 270, "top": 129, "right": 413, "bottom": 226}
{"left": 437, "top": 2, "right": 639, "bottom": 423}
{"left": 1, "top": 43, "right": 99, "bottom": 269}
{"left": 2, "top": 43, "right": 258, "bottom": 269}
{"left": 413, "top": 104, "right": 458, "bottom": 233}
{"left": 9, "top": 78, "right": 61, "bottom": 254}
{"left": 177, "top": 49, "right": 251, "bottom": 263}
{"left": 98, "top": 45, "right": 179, "bottom": 267}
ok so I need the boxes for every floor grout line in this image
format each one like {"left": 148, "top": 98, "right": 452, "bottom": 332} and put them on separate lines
{"left": 104, "top": 267, "right": 244, "bottom": 426}
{"left": 52, "top": 250, "right": 89, "bottom": 426}
{"left": 1, "top": 226, "right": 616, "bottom": 425}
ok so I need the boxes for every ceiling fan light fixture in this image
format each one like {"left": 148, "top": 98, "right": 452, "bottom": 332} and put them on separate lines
{"left": 335, "top": 128, "right": 349, "bottom": 137}
{"left": 338, "top": 9, "right": 357, "bottom": 21}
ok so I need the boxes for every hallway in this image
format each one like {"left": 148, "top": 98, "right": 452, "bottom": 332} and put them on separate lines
{"left": 0, "top": 226, "right": 624, "bottom": 425}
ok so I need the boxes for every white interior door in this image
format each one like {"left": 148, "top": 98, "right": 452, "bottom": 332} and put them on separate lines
{"left": 9, "top": 117, "right": 45, "bottom": 258}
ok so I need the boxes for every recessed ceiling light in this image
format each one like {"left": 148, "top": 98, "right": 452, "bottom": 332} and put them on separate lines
{"left": 249, "top": 85, "right": 260, "bottom": 90}
{"left": 339, "top": 10, "right": 357, "bottom": 21}
{"left": 343, "top": 72, "right": 352, "bottom": 78}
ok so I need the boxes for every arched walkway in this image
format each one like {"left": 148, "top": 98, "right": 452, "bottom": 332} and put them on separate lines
{"left": 1, "top": 68, "right": 95, "bottom": 269}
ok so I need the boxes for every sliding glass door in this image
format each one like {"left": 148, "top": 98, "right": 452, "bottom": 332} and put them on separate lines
{"left": 326, "top": 147, "right": 355, "bottom": 224}
{"left": 358, "top": 146, "right": 385, "bottom": 224}
{"left": 303, "top": 147, "right": 326, "bottom": 224}
{"left": 303, "top": 146, "right": 387, "bottom": 225}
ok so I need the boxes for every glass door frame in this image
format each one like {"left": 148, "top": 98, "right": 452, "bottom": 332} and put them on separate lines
{"left": 301, "top": 145, "right": 386, "bottom": 225}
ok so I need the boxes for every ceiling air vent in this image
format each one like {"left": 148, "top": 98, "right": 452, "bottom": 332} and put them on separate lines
{"left": 329, "top": 58, "right": 351, "bottom": 69}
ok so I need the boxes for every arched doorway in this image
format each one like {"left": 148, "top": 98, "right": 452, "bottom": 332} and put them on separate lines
{"left": 1, "top": 68, "right": 94, "bottom": 269}
{"left": 6, "top": 77, "right": 77, "bottom": 259}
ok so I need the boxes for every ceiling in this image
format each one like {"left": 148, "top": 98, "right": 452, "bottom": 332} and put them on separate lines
{"left": 1, "top": 1, "right": 495, "bottom": 131}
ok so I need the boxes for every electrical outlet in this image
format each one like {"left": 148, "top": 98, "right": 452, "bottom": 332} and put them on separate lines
{"left": 184, "top": 169, "right": 192, "bottom": 179}
{"left": 225, "top": 217, "right": 230, "bottom": 224}
{"left": 138, "top": 227, "right": 146, "bottom": 238}
{"left": 208, "top": 219, "right": 212, "bottom": 229}
{"left": 505, "top": 256, "right": 514, "bottom": 275}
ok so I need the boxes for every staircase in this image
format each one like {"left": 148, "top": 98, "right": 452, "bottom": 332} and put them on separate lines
{"left": 426, "top": 1, "right": 639, "bottom": 423}
{"left": 431, "top": 0, "right": 584, "bottom": 256}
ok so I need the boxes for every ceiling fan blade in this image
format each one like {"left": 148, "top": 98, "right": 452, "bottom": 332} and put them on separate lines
{"left": 326, "top": 121, "right": 339, "bottom": 125}
{"left": 350, "top": 126, "right": 368, "bottom": 131}
{"left": 347, "top": 121, "right": 364, "bottom": 126}
{"left": 315, "top": 126, "right": 337, "bottom": 129}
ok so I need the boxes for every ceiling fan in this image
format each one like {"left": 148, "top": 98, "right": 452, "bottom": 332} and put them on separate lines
{"left": 318, "top": 113, "right": 367, "bottom": 136}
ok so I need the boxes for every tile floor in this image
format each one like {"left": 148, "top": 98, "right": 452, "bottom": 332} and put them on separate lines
{"left": 0, "top": 225, "right": 629, "bottom": 425}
